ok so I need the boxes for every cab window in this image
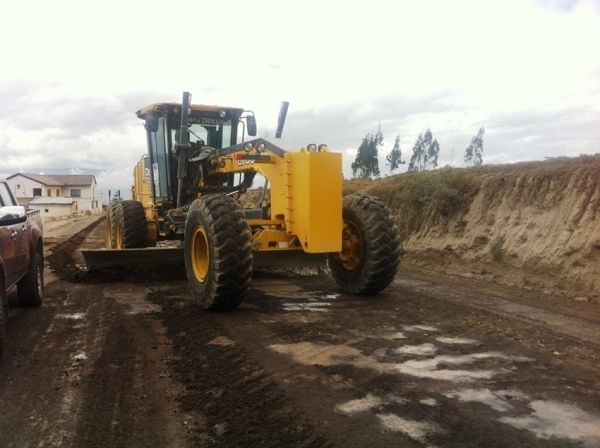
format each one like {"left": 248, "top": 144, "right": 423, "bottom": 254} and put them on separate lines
{"left": 170, "top": 117, "right": 233, "bottom": 150}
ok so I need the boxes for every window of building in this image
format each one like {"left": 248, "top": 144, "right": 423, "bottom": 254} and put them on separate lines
{"left": 33, "top": 188, "right": 42, "bottom": 197}
{"left": 71, "top": 189, "right": 81, "bottom": 197}
{"left": 45, "top": 209, "right": 49, "bottom": 213}
{"left": 56, "top": 189, "right": 60, "bottom": 196}
{"left": 47, "top": 189, "right": 51, "bottom": 196}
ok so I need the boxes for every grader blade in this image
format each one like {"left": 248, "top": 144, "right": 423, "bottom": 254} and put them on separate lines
{"left": 252, "top": 251, "right": 328, "bottom": 276}
{"left": 81, "top": 247, "right": 327, "bottom": 273}
{"left": 81, "top": 248, "right": 184, "bottom": 270}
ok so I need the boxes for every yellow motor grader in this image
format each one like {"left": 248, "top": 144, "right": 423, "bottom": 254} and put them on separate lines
{"left": 82, "top": 92, "right": 400, "bottom": 310}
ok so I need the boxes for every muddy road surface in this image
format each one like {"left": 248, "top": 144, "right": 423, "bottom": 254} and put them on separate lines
{"left": 1, "top": 214, "right": 600, "bottom": 447}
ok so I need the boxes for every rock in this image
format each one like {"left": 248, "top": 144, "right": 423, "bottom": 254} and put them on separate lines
{"left": 574, "top": 296, "right": 589, "bottom": 302}
{"left": 213, "top": 422, "right": 227, "bottom": 436}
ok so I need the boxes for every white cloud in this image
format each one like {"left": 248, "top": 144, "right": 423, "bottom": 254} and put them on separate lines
{"left": 0, "top": 0, "right": 598, "bottom": 191}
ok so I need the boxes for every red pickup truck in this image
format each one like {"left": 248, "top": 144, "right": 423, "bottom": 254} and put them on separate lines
{"left": 0, "top": 179, "right": 44, "bottom": 358}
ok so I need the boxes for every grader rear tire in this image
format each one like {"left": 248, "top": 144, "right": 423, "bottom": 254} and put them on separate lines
{"left": 328, "top": 194, "right": 400, "bottom": 295}
{"left": 184, "top": 195, "right": 253, "bottom": 310}
{"left": 114, "top": 200, "right": 147, "bottom": 249}
{"left": 106, "top": 202, "right": 117, "bottom": 248}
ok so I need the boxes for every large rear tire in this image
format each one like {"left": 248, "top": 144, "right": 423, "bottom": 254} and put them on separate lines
{"left": 328, "top": 194, "right": 400, "bottom": 295}
{"left": 114, "top": 200, "right": 147, "bottom": 249}
{"left": 106, "top": 202, "right": 117, "bottom": 248}
{"left": 184, "top": 195, "right": 253, "bottom": 310}
{"left": 17, "top": 252, "right": 44, "bottom": 307}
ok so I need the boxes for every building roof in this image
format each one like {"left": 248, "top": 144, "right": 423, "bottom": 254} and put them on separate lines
{"left": 29, "top": 197, "right": 75, "bottom": 205}
{"left": 7, "top": 173, "right": 96, "bottom": 186}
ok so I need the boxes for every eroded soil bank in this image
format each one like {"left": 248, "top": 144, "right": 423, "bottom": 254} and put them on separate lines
{"left": 346, "top": 155, "right": 600, "bottom": 301}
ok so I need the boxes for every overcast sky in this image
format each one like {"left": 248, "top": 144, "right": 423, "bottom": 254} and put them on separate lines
{"left": 1, "top": 0, "right": 599, "bottom": 203}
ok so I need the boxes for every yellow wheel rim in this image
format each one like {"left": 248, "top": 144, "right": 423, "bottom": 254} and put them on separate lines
{"left": 191, "top": 226, "right": 210, "bottom": 282}
{"left": 106, "top": 213, "right": 113, "bottom": 248}
{"left": 115, "top": 219, "right": 122, "bottom": 249}
{"left": 338, "top": 221, "right": 362, "bottom": 270}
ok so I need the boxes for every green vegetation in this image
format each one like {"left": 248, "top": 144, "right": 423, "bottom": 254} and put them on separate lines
{"left": 408, "top": 128, "right": 440, "bottom": 172}
{"left": 351, "top": 125, "right": 384, "bottom": 178}
{"left": 464, "top": 126, "right": 485, "bottom": 166}
{"left": 345, "top": 165, "right": 473, "bottom": 240}
{"left": 385, "top": 135, "right": 404, "bottom": 175}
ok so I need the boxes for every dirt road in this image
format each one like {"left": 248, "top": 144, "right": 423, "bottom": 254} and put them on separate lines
{"left": 1, "top": 215, "right": 599, "bottom": 447}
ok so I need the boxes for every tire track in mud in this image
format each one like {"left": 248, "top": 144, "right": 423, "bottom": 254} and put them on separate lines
{"left": 147, "top": 290, "right": 332, "bottom": 448}
{"left": 46, "top": 216, "right": 107, "bottom": 281}
{"left": 70, "top": 297, "right": 183, "bottom": 448}
{"left": 394, "top": 276, "right": 600, "bottom": 346}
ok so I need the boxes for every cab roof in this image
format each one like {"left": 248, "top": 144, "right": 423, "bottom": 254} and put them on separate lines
{"left": 136, "top": 102, "right": 245, "bottom": 119}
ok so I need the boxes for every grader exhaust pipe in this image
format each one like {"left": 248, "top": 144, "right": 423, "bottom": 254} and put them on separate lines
{"left": 275, "top": 101, "right": 289, "bottom": 138}
{"left": 173, "top": 91, "right": 192, "bottom": 209}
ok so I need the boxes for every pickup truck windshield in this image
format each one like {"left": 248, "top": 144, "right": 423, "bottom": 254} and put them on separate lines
{"left": 0, "top": 182, "right": 14, "bottom": 207}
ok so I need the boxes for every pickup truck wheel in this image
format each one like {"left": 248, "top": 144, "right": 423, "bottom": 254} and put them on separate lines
{"left": 17, "top": 252, "right": 44, "bottom": 307}
{"left": 114, "top": 200, "right": 147, "bottom": 249}
{"left": 0, "top": 278, "right": 6, "bottom": 358}
{"left": 328, "top": 194, "right": 401, "bottom": 295}
{"left": 184, "top": 195, "right": 253, "bottom": 310}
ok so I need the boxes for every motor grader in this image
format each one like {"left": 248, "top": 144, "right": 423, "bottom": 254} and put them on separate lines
{"left": 82, "top": 92, "right": 400, "bottom": 310}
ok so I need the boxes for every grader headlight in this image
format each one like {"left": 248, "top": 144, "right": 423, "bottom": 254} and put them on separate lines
{"left": 256, "top": 142, "right": 266, "bottom": 153}
{"left": 307, "top": 143, "right": 317, "bottom": 152}
{"left": 244, "top": 142, "right": 253, "bottom": 152}
{"left": 318, "top": 144, "right": 328, "bottom": 152}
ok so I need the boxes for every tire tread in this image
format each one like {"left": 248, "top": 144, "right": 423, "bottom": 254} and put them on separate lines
{"left": 185, "top": 195, "right": 252, "bottom": 310}
{"left": 328, "top": 194, "right": 401, "bottom": 295}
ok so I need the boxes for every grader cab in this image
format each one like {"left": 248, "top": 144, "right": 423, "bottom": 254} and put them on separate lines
{"left": 83, "top": 92, "right": 400, "bottom": 310}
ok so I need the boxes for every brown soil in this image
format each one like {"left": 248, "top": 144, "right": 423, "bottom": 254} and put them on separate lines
{"left": 1, "top": 215, "right": 600, "bottom": 447}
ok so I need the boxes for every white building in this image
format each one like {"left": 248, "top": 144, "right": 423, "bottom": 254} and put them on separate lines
{"left": 6, "top": 173, "right": 100, "bottom": 216}
{"left": 28, "top": 197, "right": 76, "bottom": 217}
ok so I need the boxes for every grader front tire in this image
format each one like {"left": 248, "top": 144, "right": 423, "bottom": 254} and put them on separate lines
{"left": 328, "top": 194, "right": 400, "bottom": 295}
{"left": 184, "top": 195, "right": 253, "bottom": 310}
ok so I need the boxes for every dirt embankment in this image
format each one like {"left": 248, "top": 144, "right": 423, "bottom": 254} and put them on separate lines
{"left": 345, "top": 155, "right": 600, "bottom": 301}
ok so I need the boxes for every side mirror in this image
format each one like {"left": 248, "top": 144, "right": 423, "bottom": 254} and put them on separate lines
{"left": 246, "top": 115, "right": 257, "bottom": 137}
{"left": 0, "top": 206, "right": 27, "bottom": 225}
{"left": 145, "top": 110, "right": 159, "bottom": 133}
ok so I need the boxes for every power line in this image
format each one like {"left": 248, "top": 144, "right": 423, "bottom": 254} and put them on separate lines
{"left": 326, "top": 114, "right": 600, "bottom": 144}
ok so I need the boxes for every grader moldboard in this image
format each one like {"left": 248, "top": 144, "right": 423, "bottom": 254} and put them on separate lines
{"left": 82, "top": 92, "right": 400, "bottom": 310}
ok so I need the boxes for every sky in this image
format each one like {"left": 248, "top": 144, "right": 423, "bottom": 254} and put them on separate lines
{"left": 1, "top": 0, "right": 599, "bottom": 203}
